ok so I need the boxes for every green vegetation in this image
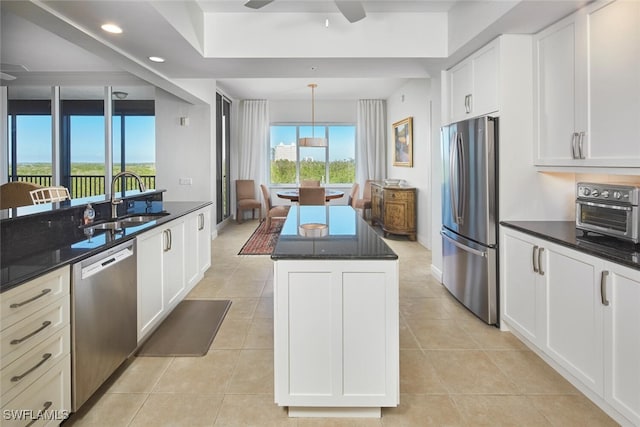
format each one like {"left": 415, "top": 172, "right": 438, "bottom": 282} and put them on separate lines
{"left": 271, "top": 159, "right": 355, "bottom": 184}
{"left": 12, "top": 162, "right": 156, "bottom": 198}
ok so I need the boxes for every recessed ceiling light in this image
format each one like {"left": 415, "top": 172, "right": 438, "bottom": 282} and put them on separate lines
{"left": 149, "top": 56, "right": 165, "bottom": 63}
{"left": 101, "top": 23, "right": 122, "bottom": 34}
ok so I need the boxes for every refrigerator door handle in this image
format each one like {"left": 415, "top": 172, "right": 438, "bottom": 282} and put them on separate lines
{"left": 449, "top": 131, "right": 459, "bottom": 224}
{"left": 456, "top": 131, "right": 466, "bottom": 225}
{"left": 441, "top": 231, "right": 487, "bottom": 258}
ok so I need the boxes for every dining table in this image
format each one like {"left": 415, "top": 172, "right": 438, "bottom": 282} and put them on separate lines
{"left": 276, "top": 189, "right": 344, "bottom": 203}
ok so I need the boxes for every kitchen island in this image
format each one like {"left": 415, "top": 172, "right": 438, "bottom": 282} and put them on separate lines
{"left": 271, "top": 206, "right": 399, "bottom": 418}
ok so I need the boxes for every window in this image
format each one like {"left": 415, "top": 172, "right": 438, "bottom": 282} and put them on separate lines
{"left": 270, "top": 124, "right": 355, "bottom": 185}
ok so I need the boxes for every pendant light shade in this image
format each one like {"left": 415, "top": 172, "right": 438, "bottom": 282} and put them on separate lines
{"left": 299, "top": 83, "right": 327, "bottom": 147}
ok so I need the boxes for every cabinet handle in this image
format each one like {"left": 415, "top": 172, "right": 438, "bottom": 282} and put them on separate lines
{"left": 198, "top": 213, "right": 204, "bottom": 230}
{"left": 601, "top": 270, "right": 610, "bottom": 306}
{"left": 10, "top": 321, "right": 52, "bottom": 345}
{"left": 578, "top": 131, "right": 586, "bottom": 159}
{"left": 25, "top": 401, "right": 52, "bottom": 427}
{"left": 538, "top": 247, "right": 545, "bottom": 276}
{"left": 168, "top": 229, "right": 172, "bottom": 251}
{"left": 532, "top": 245, "right": 539, "bottom": 273}
{"left": 571, "top": 132, "right": 579, "bottom": 159}
{"left": 11, "top": 353, "right": 52, "bottom": 382}
{"left": 163, "top": 230, "right": 170, "bottom": 252}
{"left": 464, "top": 94, "right": 472, "bottom": 114}
{"left": 10, "top": 288, "right": 52, "bottom": 308}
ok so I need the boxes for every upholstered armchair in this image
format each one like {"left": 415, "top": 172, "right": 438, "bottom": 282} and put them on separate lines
{"left": 236, "top": 180, "right": 261, "bottom": 223}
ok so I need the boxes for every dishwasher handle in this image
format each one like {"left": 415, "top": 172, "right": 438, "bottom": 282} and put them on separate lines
{"left": 81, "top": 245, "right": 134, "bottom": 280}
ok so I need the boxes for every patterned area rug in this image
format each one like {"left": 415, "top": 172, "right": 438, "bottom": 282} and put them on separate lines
{"left": 238, "top": 219, "right": 284, "bottom": 255}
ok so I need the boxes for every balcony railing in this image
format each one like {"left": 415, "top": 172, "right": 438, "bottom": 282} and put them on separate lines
{"left": 12, "top": 175, "right": 156, "bottom": 199}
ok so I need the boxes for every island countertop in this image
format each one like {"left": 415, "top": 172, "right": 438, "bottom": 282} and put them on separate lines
{"left": 271, "top": 205, "right": 398, "bottom": 260}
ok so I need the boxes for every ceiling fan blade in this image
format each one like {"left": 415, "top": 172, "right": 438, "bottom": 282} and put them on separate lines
{"left": 335, "top": 1, "right": 366, "bottom": 23}
{"left": 244, "top": 0, "right": 274, "bottom": 9}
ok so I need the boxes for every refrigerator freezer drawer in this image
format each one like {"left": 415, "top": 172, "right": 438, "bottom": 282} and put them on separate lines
{"left": 441, "top": 229, "right": 498, "bottom": 325}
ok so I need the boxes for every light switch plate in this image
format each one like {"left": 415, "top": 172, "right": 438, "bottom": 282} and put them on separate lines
{"left": 179, "top": 177, "right": 192, "bottom": 185}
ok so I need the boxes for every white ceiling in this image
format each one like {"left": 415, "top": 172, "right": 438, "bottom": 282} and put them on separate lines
{"left": 1, "top": 0, "right": 587, "bottom": 102}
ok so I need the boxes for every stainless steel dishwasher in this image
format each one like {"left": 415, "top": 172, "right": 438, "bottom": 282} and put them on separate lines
{"left": 71, "top": 239, "right": 137, "bottom": 411}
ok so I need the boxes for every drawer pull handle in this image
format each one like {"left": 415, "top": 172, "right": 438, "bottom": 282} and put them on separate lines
{"left": 601, "top": 270, "right": 610, "bottom": 306}
{"left": 24, "top": 401, "right": 53, "bottom": 427}
{"left": 10, "top": 321, "right": 52, "bottom": 345}
{"left": 11, "top": 353, "right": 52, "bottom": 382}
{"left": 10, "top": 288, "right": 52, "bottom": 308}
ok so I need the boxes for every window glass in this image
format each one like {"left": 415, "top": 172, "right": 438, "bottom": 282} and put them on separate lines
{"left": 269, "top": 124, "right": 355, "bottom": 185}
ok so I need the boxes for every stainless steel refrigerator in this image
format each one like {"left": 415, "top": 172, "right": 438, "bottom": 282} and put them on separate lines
{"left": 441, "top": 115, "right": 498, "bottom": 325}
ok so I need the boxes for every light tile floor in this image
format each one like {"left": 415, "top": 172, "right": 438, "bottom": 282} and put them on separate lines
{"left": 65, "top": 220, "right": 619, "bottom": 426}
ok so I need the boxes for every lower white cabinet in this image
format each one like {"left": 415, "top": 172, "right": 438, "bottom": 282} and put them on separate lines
{"left": 501, "top": 226, "right": 640, "bottom": 426}
{"left": 137, "top": 208, "right": 211, "bottom": 343}
{"left": 137, "top": 217, "right": 186, "bottom": 343}
{"left": 0, "top": 267, "right": 71, "bottom": 426}
{"left": 603, "top": 263, "right": 640, "bottom": 425}
{"left": 185, "top": 206, "right": 212, "bottom": 291}
{"left": 273, "top": 259, "right": 399, "bottom": 416}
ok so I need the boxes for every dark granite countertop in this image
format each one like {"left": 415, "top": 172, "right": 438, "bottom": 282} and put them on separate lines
{"left": 1, "top": 200, "right": 211, "bottom": 292}
{"left": 501, "top": 221, "right": 640, "bottom": 270}
{"left": 271, "top": 205, "right": 398, "bottom": 260}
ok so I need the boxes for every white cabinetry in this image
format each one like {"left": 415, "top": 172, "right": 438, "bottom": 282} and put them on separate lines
{"left": 534, "top": 0, "right": 640, "bottom": 167}
{"left": 445, "top": 40, "right": 499, "bottom": 124}
{"left": 501, "top": 226, "right": 640, "bottom": 426}
{"left": 0, "top": 267, "right": 71, "bottom": 426}
{"left": 185, "top": 206, "right": 211, "bottom": 291}
{"left": 603, "top": 263, "right": 640, "bottom": 426}
{"left": 137, "top": 207, "right": 211, "bottom": 343}
{"left": 137, "top": 217, "right": 186, "bottom": 343}
{"left": 274, "top": 259, "right": 399, "bottom": 417}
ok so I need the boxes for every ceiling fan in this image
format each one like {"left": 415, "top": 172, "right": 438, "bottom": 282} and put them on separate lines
{"left": 244, "top": 0, "right": 366, "bottom": 23}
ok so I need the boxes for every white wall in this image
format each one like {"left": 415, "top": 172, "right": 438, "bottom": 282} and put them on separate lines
{"left": 270, "top": 100, "right": 356, "bottom": 124}
{"left": 155, "top": 88, "right": 214, "bottom": 205}
{"left": 386, "top": 79, "right": 433, "bottom": 249}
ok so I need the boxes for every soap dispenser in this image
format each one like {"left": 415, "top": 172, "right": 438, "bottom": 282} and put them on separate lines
{"left": 83, "top": 203, "right": 95, "bottom": 225}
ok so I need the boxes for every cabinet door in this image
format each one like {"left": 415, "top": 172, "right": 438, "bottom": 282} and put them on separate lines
{"left": 449, "top": 60, "right": 473, "bottom": 122}
{"left": 603, "top": 263, "right": 640, "bottom": 425}
{"left": 534, "top": 16, "right": 578, "bottom": 165}
{"left": 163, "top": 220, "right": 185, "bottom": 309}
{"left": 501, "top": 230, "right": 545, "bottom": 345}
{"left": 137, "top": 229, "right": 164, "bottom": 342}
{"left": 197, "top": 208, "right": 212, "bottom": 276}
{"left": 471, "top": 43, "right": 499, "bottom": 117}
{"left": 586, "top": 0, "right": 640, "bottom": 166}
{"left": 185, "top": 213, "right": 200, "bottom": 291}
{"left": 544, "top": 244, "right": 603, "bottom": 394}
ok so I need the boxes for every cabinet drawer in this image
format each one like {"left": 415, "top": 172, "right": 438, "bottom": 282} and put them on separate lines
{"left": 1, "top": 355, "right": 71, "bottom": 427}
{"left": 384, "top": 189, "right": 413, "bottom": 201}
{"left": 1, "top": 326, "right": 70, "bottom": 403}
{"left": 1, "top": 298, "right": 69, "bottom": 364}
{"left": 1, "top": 267, "right": 70, "bottom": 329}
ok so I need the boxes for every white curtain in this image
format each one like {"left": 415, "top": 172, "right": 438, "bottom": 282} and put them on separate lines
{"left": 356, "top": 99, "right": 386, "bottom": 187}
{"left": 237, "top": 99, "right": 269, "bottom": 186}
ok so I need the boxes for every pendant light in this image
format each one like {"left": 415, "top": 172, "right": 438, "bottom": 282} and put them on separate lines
{"left": 299, "top": 83, "right": 327, "bottom": 147}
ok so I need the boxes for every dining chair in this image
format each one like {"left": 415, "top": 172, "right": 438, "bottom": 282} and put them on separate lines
{"left": 348, "top": 183, "right": 360, "bottom": 208}
{"left": 236, "top": 180, "right": 262, "bottom": 223}
{"left": 260, "top": 184, "right": 290, "bottom": 230}
{"left": 0, "top": 181, "right": 43, "bottom": 209}
{"left": 300, "top": 179, "right": 320, "bottom": 187}
{"left": 298, "top": 187, "right": 326, "bottom": 206}
{"left": 354, "top": 179, "right": 373, "bottom": 219}
{"left": 29, "top": 186, "right": 70, "bottom": 205}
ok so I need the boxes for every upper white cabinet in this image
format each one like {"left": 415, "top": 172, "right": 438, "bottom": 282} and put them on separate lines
{"left": 534, "top": 0, "right": 640, "bottom": 167}
{"left": 445, "top": 40, "right": 499, "bottom": 124}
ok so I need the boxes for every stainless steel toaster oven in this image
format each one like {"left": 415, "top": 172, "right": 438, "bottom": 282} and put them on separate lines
{"left": 576, "top": 182, "right": 640, "bottom": 243}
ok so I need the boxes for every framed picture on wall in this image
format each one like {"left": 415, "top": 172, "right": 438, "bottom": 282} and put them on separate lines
{"left": 392, "top": 117, "right": 413, "bottom": 167}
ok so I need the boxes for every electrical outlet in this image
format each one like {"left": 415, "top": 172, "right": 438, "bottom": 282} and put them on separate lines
{"left": 179, "top": 177, "right": 193, "bottom": 185}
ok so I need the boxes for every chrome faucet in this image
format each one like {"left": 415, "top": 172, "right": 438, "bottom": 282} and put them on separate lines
{"left": 111, "top": 171, "right": 146, "bottom": 219}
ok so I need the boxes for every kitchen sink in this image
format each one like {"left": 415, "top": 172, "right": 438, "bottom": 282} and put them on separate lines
{"left": 82, "top": 213, "right": 168, "bottom": 233}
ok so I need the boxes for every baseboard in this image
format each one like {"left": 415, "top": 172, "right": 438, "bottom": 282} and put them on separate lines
{"left": 430, "top": 264, "right": 442, "bottom": 283}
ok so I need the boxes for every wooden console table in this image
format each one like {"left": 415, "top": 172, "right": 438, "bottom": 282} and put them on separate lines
{"left": 371, "top": 182, "right": 416, "bottom": 241}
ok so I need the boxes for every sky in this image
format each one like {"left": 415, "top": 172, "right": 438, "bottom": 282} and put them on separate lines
{"left": 12, "top": 115, "right": 155, "bottom": 163}
{"left": 270, "top": 125, "right": 356, "bottom": 162}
